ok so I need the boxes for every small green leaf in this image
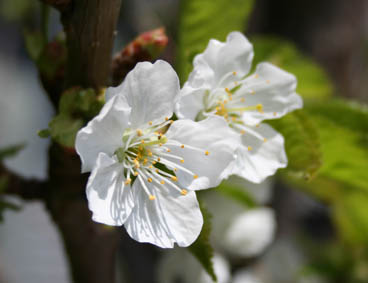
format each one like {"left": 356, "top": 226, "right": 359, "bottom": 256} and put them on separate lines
{"left": 188, "top": 201, "right": 217, "bottom": 282}
{"left": 177, "top": 0, "right": 255, "bottom": 81}
{"left": 38, "top": 129, "right": 51, "bottom": 138}
{"left": 269, "top": 110, "right": 322, "bottom": 180}
{"left": 0, "top": 144, "right": 25, "bottom": 160}
{"left": 49, "top": 114, "right": 83, "bottom": 148}
{"left": 216, "top": 181, "right": 256, "bottom": 208}
{"left": 251, "top": 36, "right": 334, "bottom": 101}
{"left": 24, "top": 31, "right": 44, "bottom": 61}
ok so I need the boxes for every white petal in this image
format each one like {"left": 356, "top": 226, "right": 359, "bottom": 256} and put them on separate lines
{"left": 233, "top": 270, "right": 264, "bottom": 283}
{"left": 232, "top": 123, "right": 287, "bottom": 183}
{"left": 165, "top": 116, "right": 241, "bottom": 190}
{"left": 239, "top": 62, "right": 303, "bottom": 125}
{"left": 124, "top": 180, "right": 203, "bottom": 248}
{"left": 86, "top": 152, "right": 134, "bottom": 226}
{"left": 106, "top": 60, "right": 179, "bottom": 128}
{"left": 176, "top": 32, "right": 254, "bottom": 120}
{"left": 75, "top": 95, "right": 131, "bottom": 173}
{"left": 193, "top": 31, "right": 254, "bottom": 87}
{"left": 223, "top": 207, "right": 276, "bottom": 257}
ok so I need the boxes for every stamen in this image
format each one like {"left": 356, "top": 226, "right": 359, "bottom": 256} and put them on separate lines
{"left": 181, "top": 189, "right": 188, "bottom": 196}
{"left": 136, "top": 129, "right": 143, "bottom": 136}
{"left": 193, "top": 175, "right": 198, "bottom": 179}
{"left": 232, "top": 71, "right": 237, "bottom": 75}
{"left": 171, "top": 176, "right": 178, "bottom": 182}
{"left": 125, "top": 178, "right": 131, "bottom": 185}
{"left": 147, "top": 178, "right": 153, "bottom": 183}
{"left": 149, "top": 195, "right": 156, "bottom": 200}
{"left": 148, "top": 121, "right": 153, "bottom": 126}
{"left": 248, "top": 146, "right": 253, "bottom": 151}
{"left": 180, "top": 159, "right": 184, "bottom": 163}
{"left": 205, "top": 150, "right": 210, "bottom": 156}
{"left": 181, "top": 145, "right": 185, "bottom": 148}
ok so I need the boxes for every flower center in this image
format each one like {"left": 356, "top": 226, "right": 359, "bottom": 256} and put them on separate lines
{"left": 115, "top": 118, "right": 204, "bottom": 200}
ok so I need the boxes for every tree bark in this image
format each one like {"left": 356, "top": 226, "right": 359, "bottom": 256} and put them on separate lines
{"left": 62, "top": 0, "right": 122, "bottom": 89}
{"left": 45, "top": 1, "right": 122, "bottom": 282}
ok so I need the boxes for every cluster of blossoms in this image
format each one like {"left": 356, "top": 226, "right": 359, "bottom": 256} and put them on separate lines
{"left": 76, "top": 32, "right": 302, "bottom": 248}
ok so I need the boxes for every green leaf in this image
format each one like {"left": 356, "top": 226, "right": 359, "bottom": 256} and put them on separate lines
{"left": 305, "top": 100, "right": 368, "bottom": 194}
{"left": 49, "top": 114, "right": 83, "bottom": 148}
{"left": 269, "top": 110, "right": 322, "bottom": 180}
{"left": 38, "top": 129, "right": 51, "bottom": 138}
{"left": 24, "top": 31, "right": 44, "bottom": 61}
{"left": 188, "top": 200, "right": 217, "bottom": 282}
{"left": 216, "top": 180, "right": 256, "bottom": 208}
{"left": 176, "top": 0, "right": 255, "bottom": 81}
{"left": 0, "top": 144, "right": 25, "bottom": 160}
{"left": 251, "top": 36, "right": 334, "bottom": 101}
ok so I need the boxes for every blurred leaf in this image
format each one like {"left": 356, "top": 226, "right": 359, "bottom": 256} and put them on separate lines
{"left": 251, "top": 36, "right": 334, "bottom": 100}
{"left": 188, "top": 201, "right": 217, "bottom": 282}
{"left": 306, "top": 100, "right": 368, "bottom": 194}
{"left": 49, "top": 114, "right": 83, "bottom": 148}
{"left": 269, "top": 110, "right": 322, "bottom": 180}
{"left": 177, "top": 0, "right": 255, "bottom": 81}
{"left": 0, "top": 0, "right": 36, "bottom": 21}
{"left": 216, "top": 180, "right": 256, "bottom": 208}
{"left": 24, "top": 31, "right": 44, "bottom": 61}
{"left": 0, "top": 144, "right": 25, "bottom": 160}
{"left": 0, "top": 177, "right": 20, "bottom": 223}
{"left": 333, "top": 191, "right": 368, "bottom": 245}
{"left": 38, "top": 129, "right": 51, "bottom": 138}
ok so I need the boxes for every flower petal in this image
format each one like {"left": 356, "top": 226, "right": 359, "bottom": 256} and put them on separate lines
{"left": 193, "top": 31, "right": 254, "bottom": 87}
{"left": 76, "top": 95, "right": 131, "bottom": 173}
{"left": 239, "top": 62, "right": 303, "bottom": 125}
{"left": 232, "top": 123, "right": 287, "bottom": 183}
{"left": 106, "top": 60, "right": 180, "bottom": 128}
{"left": 165, "top": 116, "right": 241, "bottom": 190}
{"left": 124, "top": 180, "right": 203, "bottom": 248}
{"left": 176, "top": 32, "right": 254, "bottom": 120}
{"left": 86, "top": 152, "right": 135, "bottom": 226}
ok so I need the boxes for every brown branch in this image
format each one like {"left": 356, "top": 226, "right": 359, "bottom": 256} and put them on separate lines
{"left": 62, "top": 0, "right": 122, "bottom": 89}
{"left": 1, "top": 164, "right": 46, "bottom": 200}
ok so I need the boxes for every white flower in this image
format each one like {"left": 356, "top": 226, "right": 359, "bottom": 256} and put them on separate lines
{"left": 75, "top": 60, "right": 240, "bottom": 248}
{"left": 204, "top": 190, "right": 276, "bottom": 258}
{"left": 176, "top": 31, "right": 303, "bottom": 183}
{"left": 223, "top": 207, "right": 276, "bottom": 257}
{"left": 158, "top": 249, "right": 231, "bottom": 283}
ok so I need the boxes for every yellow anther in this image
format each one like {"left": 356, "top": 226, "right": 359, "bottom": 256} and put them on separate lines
{"left": 254, "top": 74, "right": 259, "bottom": 78}
{"left": 174, "top": 168, "right": 178, "bottom": 172}
{"left": 171, "top": 176, "right": 178, "bottom": 182}
{"left": 180, "top": 159, "right": 184, "bottom": 163}
{"left": 181, "top": 144, "right": 185, "bottom": 149}
{"left": 148, "top": 151, "right": 153, "bottom": 156}
{"left": 181, "top": 189, "right": 188, "bottom": 196}
{"left": 152, "top": 161, "right": 157, "bottom": 165}
{"left": 165, "top": 117, "right": 169, "bottom": 121}
{"left": 159, "top": 143, "right": 163, "bottom": 147}
{"left": 154, "top": 131, "right": 159, "bottom": 135}
{"left": 160, "top": 180, "right": 165, "bottom": 184}
{"left": 133, "top": 159, "right": 140, "bottom": 169}
{"left": 148, "top": 121, "right": 153, "bottom": 126}
{"left": 141, "top": 140, "right": 145, "bottom": 144}
{"left": 232, "top": 116, "right": 237, "bottom": 121}
{"left": 136, "top": 129, "right": 143, "bottom": 136}
{"left": 143, "top": 158, "right": 148, "bottom": 165}
{"left": 149, "top": 165, "right": 153, "bottom": 169}
{"left": 157, "top": 157, "right": 161, "bottom": 162}
{"left": 256, "top": 104, "right": 264, "bottom": 113}
{"left": 193, "top": 175, "right": 198, "bottom": 179}
{"left": 240, "top": 98, "right": 245, "bottom": 102}
{"left": 225, "top": 87, "right": 230, "bottom": 93}
{"left": 149, "top": 195, "right": 156, "bottom": 200}
{"left": 205, "top": 150, "right": 210, "bottom": 156}
{"left": 133, "top": 171, "right": 139, "bottom": 176}
{"left": 167, "top": 148, "right": 171, "bottom": 152}
{"left": 223, "top": 100, "right": 228, "bottom": 104}
{"left": 248, "top": 146, "right": 253, "bottom": 151}
{"left": 263, "top": 138, "right": 267, "bottom": 142}
{"left": 169, "top": 120, "right": 174, "bottom": 124}
{"left": 147, "top": 178, "right": 153, "bottom": 183}
{"left": 266, "top": 80, "right": 270, "bottom": 84}
{"left": 250, "top": 90, "right": 255, "bottom": 95}
{"left": 273, "top": 112, "right": 277, "bottom": 116}
{"left": 155, "top": 169, "right": 159, "bottom": 173}
{"left": 240, "top": 130, "right": 246, "bottom": 135}
{"left": 233, "top": 71, "right": 237, "bottom": 75}
{"left": 125, "top": 178, "right": 131, "bottom": 185}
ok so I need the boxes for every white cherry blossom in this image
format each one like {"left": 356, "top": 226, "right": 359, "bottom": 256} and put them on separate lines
{"left": 176, "top": 31, "right": 303, "bottom": 183}
{"left": 76, "top": 60, "right": 240, "bottom": 248}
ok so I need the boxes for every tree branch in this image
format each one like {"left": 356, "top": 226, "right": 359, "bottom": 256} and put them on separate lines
{"left": 62, "top": 0, "right": 122, "bottom": 89}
